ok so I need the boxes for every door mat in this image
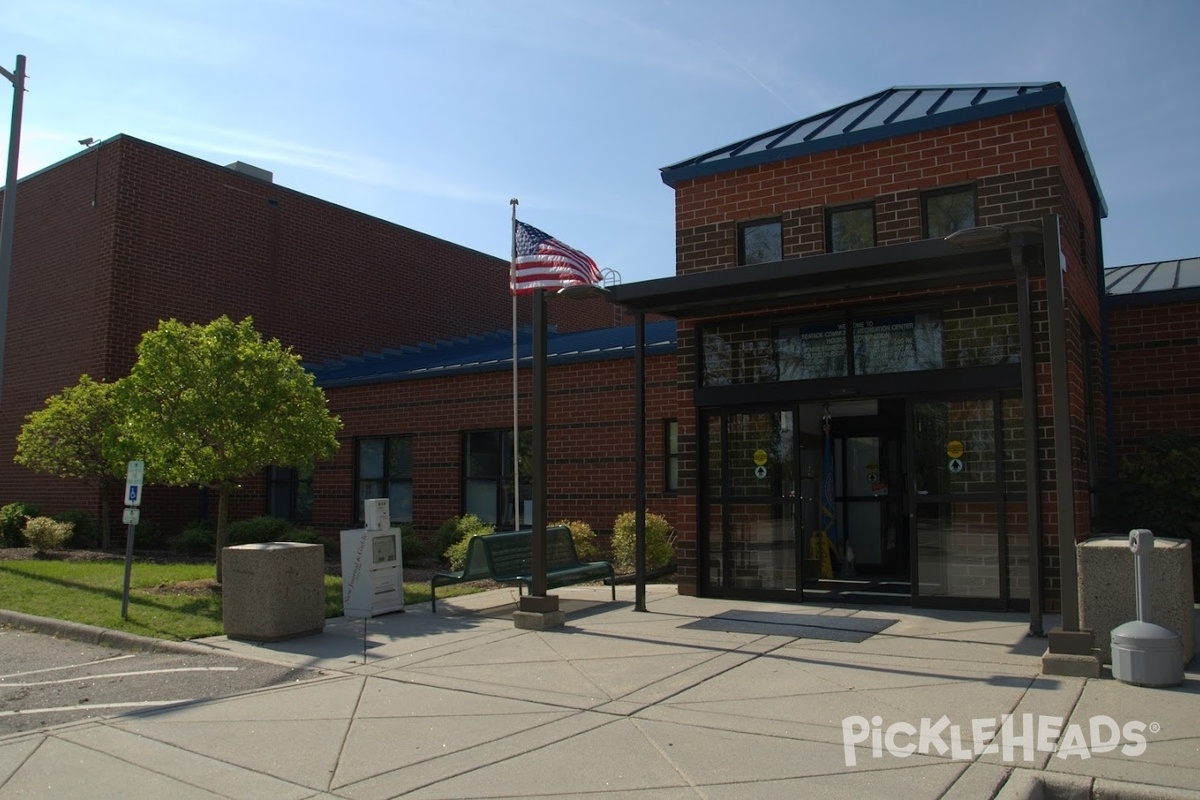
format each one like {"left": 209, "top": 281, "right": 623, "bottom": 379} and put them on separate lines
{"left": 681, "top": 610, "right": 897, "bottom": 642}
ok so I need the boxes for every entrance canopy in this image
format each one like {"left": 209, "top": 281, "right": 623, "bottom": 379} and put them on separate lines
{"left": 608, "top": 226, "right": 1045, "bottom": 319}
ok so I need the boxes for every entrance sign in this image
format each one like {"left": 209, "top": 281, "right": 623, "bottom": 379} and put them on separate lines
{"left": 754, "top": 465, "right": 768, "bottom": 480}
{"left": 948, "top": 458, "right": 964, "bottom": 473}
{"left": 946, "top": 440, "right": 965, "bottom": 459}
{"left": 753, "top": 448, "right": 768, "bottom": 466}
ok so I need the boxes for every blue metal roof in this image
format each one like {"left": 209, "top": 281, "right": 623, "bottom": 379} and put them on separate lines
{"left": 661, "top": 83, "right": 1106, "bottom": 216}
{"left": 1105, "top": 257, "right": 1200, "bottom": 297}
{"left": 309, "top": 320, "right": 677, "bottom": 389}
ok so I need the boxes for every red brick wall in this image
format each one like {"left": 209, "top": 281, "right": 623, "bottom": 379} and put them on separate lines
{"left": 319, "top": 352, "right": 679, "bottom": 550}
{"left": 1107, "top": 299, "right": 1200, "bottom": 460}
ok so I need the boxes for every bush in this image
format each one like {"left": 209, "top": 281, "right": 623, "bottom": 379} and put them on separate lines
{"left": 170, "top": 520, "right": 216, "bottom": 556}
{"left": 610, "top": 511, "right": 675, "bottom": 572}
{"left": 53, "top": 510, "right": 101, "bottom": 549}
{"left": 1, "top": 502, "right": 41, "bottom": 548}
{"left": 553, "top": 519, "right": 600, "bottom": 561}
{"left": 397, "top": 522, "right": 432, "bottom": 563}
{"left": 441, "top": 515, "right": 496, "bottom": 570}
{"left": 227, "top": 515, "right": 297, "bottom": 545}
{"left": 22, "top": 516, "right": 74, "bottom": 555}
{"left": 284, "top": 527, "right": 335, "bottom": 558}
{"left": 436, "top": 514, "right": 493, "bottom": 564}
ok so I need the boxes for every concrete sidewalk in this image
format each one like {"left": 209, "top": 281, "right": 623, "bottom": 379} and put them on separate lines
{"left": 2, "top": 585, "right": 1198, "bottom": 799}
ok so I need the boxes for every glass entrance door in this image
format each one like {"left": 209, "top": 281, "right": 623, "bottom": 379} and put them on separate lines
{"left": 702, "top": 408, "right": 800, "bottom": 598}
{"left": 910, "top": 397, "right": 1007, "bottom": 608}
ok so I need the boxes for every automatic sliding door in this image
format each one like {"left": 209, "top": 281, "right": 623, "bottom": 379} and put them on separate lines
{"left": 911, "top": 398, "right": 1005, "bottom": 607}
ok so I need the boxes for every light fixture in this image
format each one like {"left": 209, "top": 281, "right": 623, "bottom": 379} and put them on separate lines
{"left": 944, "top": 225, "right": 1010, "bottom": 249}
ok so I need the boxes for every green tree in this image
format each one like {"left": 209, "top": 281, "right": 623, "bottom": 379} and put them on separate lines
{"left": 114, "top": 316, "right": 341, "bottom": 581}
{"left": 14, "top": 375, "right": 123, "bottom": 548}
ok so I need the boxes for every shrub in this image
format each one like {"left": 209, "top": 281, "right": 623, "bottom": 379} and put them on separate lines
{"left": 1, "top": 502, "right": 41, "bottom": 547}
{"left": 170, "top": 520, "right": 216, "bottom": 556}
{"left": 397, "top": 522, "right": 432, "bottom": 563}
{"left": 610, "top": 511, "right": 675, "bottom": 572}
{"left": 441, "top": 515, "right": 496, "bottom": 570}
{"left": 53, "top": 510, "right": 101, "bottom": 549}
{"left": 436, "top": 514, "right": 493, "bottom": 563}
{"left": 22, "top": 516, "right": 74, "bottom": 555}
{"left": 284, "top": 527, "right": 335, "bottom": 558}
{"left": 553, "top": 519, "right": 600, "bottom": 561}
{"left": 227, "top": 515, "right": 297, "bottom": 545}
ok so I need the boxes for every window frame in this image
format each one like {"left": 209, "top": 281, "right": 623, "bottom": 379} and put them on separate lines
{"left": 664, "top": 419, "right": 679, "bottom": 493}
{"left": 825, "top": 202, "right": 876, "bottom": 253}
{"left": 266, "top": 465, "right": 314, "bottom": 523}
{"left": 462, "top": 428, "right": 531, "bottom": 529}
{"left": 353, "top": 435, "right": 414, "bottom": 524}
{"left": 737, "top": 218, "right": 783, "bottom": 266}
{"left": 922, "top": 185, "right": 977, "bottom": 239}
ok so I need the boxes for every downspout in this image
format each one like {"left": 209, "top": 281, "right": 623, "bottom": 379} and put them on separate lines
{"left": 1096, "top": 206, "right": 1116, "bottom": 481}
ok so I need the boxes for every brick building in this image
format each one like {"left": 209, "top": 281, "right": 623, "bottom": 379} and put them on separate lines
{"left": 0, "top": 135, "right": 616, "bottom": 534}
{"left": 1, "top": 85, "right": 1196, "bottom": 619}
{"left": 610, "top": 83, "right": 1115, "bottom": 615}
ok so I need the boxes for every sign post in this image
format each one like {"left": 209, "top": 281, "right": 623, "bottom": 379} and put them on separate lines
{"left": 120, "top": 460, "right": 144, "bottom": 620}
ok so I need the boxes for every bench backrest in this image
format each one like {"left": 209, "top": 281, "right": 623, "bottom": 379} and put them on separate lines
{"left": 545, "top": 525, "right": 583, "bottom": 569}
{"left": 472, "top": 526, "right": 577, "bottom": 579}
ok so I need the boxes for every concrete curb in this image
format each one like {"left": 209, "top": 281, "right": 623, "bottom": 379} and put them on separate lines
{"left": 0, "top": 609, "right": 216, "bottom": 656}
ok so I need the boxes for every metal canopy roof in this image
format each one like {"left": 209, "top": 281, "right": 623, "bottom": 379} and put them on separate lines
{"left": 661, "top": 83, "right": 1107, "bottom": 217}
{"left": 607, "top": 229, "right": 1044, "bottom": 319}
{"left": 310, "top": 320, "right": 677, "bottom": 389}
{"left": 1105, "top": 257, "right": 1200, "bottom": 305}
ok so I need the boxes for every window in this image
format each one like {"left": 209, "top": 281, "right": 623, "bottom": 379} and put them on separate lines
{"left": 266, "top": 465, "right": 313, "bottom": 523}
{"left": 464, "top": 429, "right": 531, "bottom": 529}
{"left": 924, "top": 186, "right": 976, "bottom": 238}
{"left": 739, "top": 219, "right": 782, "bottom": 265}
{"left": 355, "top": 436, "right": 413, "bottom": 523}
{"left": 665, "top": 420, "right": 679, "bottom": 492}
{"left": 827, "top": 204, "right": 875, "bottom": 252}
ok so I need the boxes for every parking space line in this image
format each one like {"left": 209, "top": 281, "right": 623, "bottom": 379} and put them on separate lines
{"left": 4, "top": 666, "right": 239, "bottom": 687}
{"left": 0, "top": 700, "right": 196, "bottom": 717}
{"left": 0, "top": 654, "right": 137, "bottom": 680}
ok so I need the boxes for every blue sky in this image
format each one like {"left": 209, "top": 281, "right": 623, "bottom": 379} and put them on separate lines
{"left": 3, "top": 0, "right": 1197, "bottom": 285}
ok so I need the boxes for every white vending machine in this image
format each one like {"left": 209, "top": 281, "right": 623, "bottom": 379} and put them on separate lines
{"left": 340, "top": 499, "right": 404, "bottom": 618}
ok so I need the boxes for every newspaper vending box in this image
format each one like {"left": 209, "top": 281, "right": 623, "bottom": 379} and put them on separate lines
{"left": 340, "top": 499, "right": 404, "bottom": 618}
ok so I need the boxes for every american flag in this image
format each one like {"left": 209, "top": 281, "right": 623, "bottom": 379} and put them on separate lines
{"left": 511, "top": 220, "right": 602, "bottom": 294}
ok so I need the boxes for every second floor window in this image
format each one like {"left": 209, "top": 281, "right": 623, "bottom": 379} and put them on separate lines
{"left": 739, "top": 219, "right": 782, "bottom": 265}
{"left": 827, "top": 204, "right": 875, "bottom": 252}
{"left": 924, "top": 186, "right": 976, "bottom": 238}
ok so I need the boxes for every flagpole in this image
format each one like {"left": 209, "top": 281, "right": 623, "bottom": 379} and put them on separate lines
{"left": 510, "top": 198, "right": 520, "bottom": 530}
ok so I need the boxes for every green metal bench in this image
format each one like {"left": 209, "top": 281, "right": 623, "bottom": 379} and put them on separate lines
{"left": 430, "top": 526, "right": 615, "bottom": 612}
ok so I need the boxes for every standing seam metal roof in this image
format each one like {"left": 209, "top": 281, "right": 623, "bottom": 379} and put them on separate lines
{"left": 308, "top": 320, "right": 677, "bottom": 389}
{"left": 661, "top": 83, "right": 1106, "bottom": 217}
{"left": 1104, "top": 258, "right": 1200, "bottom": 297}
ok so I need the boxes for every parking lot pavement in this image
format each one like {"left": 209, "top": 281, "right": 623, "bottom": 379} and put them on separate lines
{"left": 0, "top": 626, "right": 327, "bottom": 736}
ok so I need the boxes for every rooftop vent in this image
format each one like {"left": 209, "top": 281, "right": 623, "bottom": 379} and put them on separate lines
{"left": 225, "top": 161, "right": 273, "bottom": 183}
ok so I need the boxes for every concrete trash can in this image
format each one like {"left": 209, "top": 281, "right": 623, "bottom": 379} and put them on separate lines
{"left": 1078, "top": 536, "right": 1194, "bottom": 666}
{"left": 222, "top": 542, "right": 325, "bottom": 642}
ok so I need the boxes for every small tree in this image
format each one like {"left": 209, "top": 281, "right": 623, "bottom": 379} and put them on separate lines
{"left": 114, "top": 316, "right": 341, "bottom": 582}
{"left": 14, "top": 375, "right": 124, "bottom": 548}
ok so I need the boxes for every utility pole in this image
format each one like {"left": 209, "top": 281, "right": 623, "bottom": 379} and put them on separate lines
{"left": 0, "top": 54, "right": 27, "bottom": 413}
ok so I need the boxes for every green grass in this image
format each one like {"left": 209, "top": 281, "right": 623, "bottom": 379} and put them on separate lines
{"left": 0, "top": 559, "right": 482, "bottom": 641}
